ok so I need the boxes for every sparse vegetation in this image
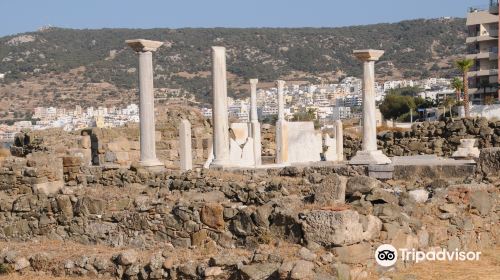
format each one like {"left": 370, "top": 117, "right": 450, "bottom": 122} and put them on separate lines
{"left": 0, "top": 18, "right": 466, "bottom": 116}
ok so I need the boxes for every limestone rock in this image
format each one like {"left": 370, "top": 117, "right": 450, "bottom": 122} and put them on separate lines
{"left": 201, "top": 203, "right": 225, "bottom": 229}
{"left": 302, "top": 210, "right": 364, "bottom": 246}
{"left": 333, "top": 242, "right": 371, "bottom": 264}
{"left": 14, "top": 257, "right": 30, "bottom": 271}
{"left": 408, "top": 189, "right": 429, "bottom": 203}
{"left": 118, "top": 250, "right": 138, "bottom": 266}
{"left": 290, "top": 260, "right": 315, "bottom": 280}
{"left": 346, "top": 176, "right": 380, "bottom": 195}
{"left": 470, "top": 191, "right": 492, "bottom": 216}
{"left": 239, "top": 263, "right": 279, "bottom": 280}
{"left": 313, "top": 174, "right": 347, "bottom": 204}
{"left": 298, "top": 247, "right": 317, "bottom": 261}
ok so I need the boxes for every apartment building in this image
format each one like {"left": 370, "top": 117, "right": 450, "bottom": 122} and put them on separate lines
{"left": 466, "top": 0, "right": 499, "bottom": 104}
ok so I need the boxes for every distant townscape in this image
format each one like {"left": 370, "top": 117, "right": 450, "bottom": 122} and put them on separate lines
{"left": 0, "top": 76, "right": 454, "bottom": 145}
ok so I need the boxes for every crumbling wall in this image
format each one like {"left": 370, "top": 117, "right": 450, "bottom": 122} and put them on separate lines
{"left": 344, "top": 118, "right": 500, "bottom": 159}
{"left": 0, "top": 165, "right": 498, "bottom": 279}
{"left": 89, "top": 106, "right": 212, "bottom": 168}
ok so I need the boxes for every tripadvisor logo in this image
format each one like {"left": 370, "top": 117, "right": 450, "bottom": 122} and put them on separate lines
{"left": 375, "top": 244, "right": 481, "bottom": 267}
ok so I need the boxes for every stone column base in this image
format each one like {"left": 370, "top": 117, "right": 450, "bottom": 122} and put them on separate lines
{"left": 139, "top": 158, "right": 164, "bottom": 167}
{"left": 349, "top": 150, "right": 391, "bottom": 165}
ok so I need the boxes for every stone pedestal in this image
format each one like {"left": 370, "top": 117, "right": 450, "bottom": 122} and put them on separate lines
{"left": 452, "top": 138, "right": 480, "bottom": 158}
{"left": 179, "top": 119, "right": 193, "bottom": 171}
{"left": 275, "top": 80, "right": 288, "bottom": 164}
{"left": 249, "top": 79, "right": 262, "bottom": 166}
{"left": 126, "top": 39, "right": 164, "bottom": 167}
{"left": 211, "top": 46, "right": 230, "bottom": 167}
{"left": 350, "top": 49, "right": 391, "bottom": 165}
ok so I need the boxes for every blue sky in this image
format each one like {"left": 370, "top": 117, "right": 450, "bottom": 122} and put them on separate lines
{"left": 0, "top": 0, "right": 487, "bottom": 36}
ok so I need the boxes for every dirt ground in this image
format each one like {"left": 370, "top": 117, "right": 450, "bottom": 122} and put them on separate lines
{"left": 379, "top": 247, "right": 500, "bottom": 280}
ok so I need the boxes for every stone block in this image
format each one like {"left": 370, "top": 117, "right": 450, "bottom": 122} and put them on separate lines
{"left": 313, "top": 174, "right": 346, "bottom": 204}
{"left": 32, "top": 180, "right": 64, "bottom": 195}
{"left": 333, "top": 242, "right": 372, "bottom": 264}
{"left": 201, "top": 203, "right": 225, "bottom": 230}
{"left": 63, "top": 156, "right": 82, "bottom": 167}
{"left": 302, "top": 210, "right": 364, "bottom": 246}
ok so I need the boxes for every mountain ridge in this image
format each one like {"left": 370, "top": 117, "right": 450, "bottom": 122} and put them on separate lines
{"left": 0, "top": 17, "right": 467, "bottom": 118}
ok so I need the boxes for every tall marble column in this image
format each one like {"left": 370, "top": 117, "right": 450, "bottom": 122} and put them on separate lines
{"left": 211, "top": 46, "right": 230, "bottom": 166}
{"left": 126, "top": 39, "right": 164, "bottom": 167}
{"left": 249, "top": 79, "right": 262, "bottom": 166}
{"left": 350, "top": 50, "right": 391, "bottom": 165}
{"left": 275, "top": 80, "right": 288, "bottom": 164}
{"left": 335, "top": 120, "right": 344, "bottom": 161}
{"left": 276, "top": 80, "right": 286, "bottom": 121}
{"left": 179, "top": 119, "right": 193, "bottom": 171}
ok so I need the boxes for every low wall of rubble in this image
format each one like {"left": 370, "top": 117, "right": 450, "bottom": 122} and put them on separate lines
{"left": 344, "top": 118, "right": 500, "bottom": 159}
{"left": 0, "top": 157, "right": 498, "bottom": 279}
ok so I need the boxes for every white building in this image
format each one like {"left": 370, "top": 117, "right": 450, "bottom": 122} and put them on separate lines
{"left": 331, "top": 107, "right": 352, "bottom": 120}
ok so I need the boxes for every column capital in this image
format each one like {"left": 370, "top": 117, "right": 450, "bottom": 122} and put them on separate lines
{"left": 276, "top": 80, "right": 286, "bottom": 88}
{"left": 211, "top": 46, "right": 226, "bottom": 54}
{"left": 353, "top": 49, "right": 384, "bottom": 62}
{"left": 249, "top": 79, "right": 259, "bottom": 85}
{"left": 126, "top": 39, "right": 163, "bottom": 52}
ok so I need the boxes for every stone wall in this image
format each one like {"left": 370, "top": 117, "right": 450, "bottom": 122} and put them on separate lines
{"left": 344, "top": 118, "right": 500, "bottom": 159}
{"left": 11, "top": 106, "right": 213, "bottom": 169}
{"left": 0, "top": 158, "right": 498, "bottom": 279}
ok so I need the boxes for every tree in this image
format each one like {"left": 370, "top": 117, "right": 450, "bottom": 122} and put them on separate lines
{"left": 455, "top": 58, "right": 474, "bottom": 117}
{"left": 379, "top": 93, "right": 416, "bottom": 121}
{"left": 451, "top": 77, "right": 463, "bottom": 101}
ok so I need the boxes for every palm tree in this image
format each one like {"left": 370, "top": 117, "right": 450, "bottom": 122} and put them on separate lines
{"left": 451, "top": 77, "right": 463, "bottom": 102}
{"left": 455, "top": 59, "right": 474, "bottom": 117}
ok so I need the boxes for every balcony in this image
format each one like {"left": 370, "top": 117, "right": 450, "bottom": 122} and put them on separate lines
{"left": 469, "top": 69, "right": 499, "bottom": 77}
{"left": 467, "top": 47, "right": 499, "bottom": 60}
{"left": 467, "top": 10, "right": 498, "bottom": 25}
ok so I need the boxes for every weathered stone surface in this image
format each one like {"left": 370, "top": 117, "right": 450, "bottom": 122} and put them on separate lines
{"left": 239, "top": 263, "right": 279, "bottom": 280}
{"left": 290, "top": 260, "right": 315, "bottom": 280}
{"left": 470, "top": 191, "right": 493, "bottom": 216}
{"left": 201, "top": 203, "right": 225, "bottom": 229}
{"left": 346, "top": 176, "right": 380, "bottom": 195}
{"left": 408, "top": 189, "right": 429, "bottom": 203}
{"left": 118, "top": 250, "right": 138, "bottom": 265}
{"left": 477, "top": 148, "right": 500, "bottom": 177}
{"left": 313, "top": 174, "right": 346, "bottom": 204}
{"left": 13, "top": 257, "right": 30, "bottom": 271}
{"left": 302, "top": 210, "right": 364, "bottom": 246}
{"left": 333, "top": 242, "right": 371, "bottom": 264}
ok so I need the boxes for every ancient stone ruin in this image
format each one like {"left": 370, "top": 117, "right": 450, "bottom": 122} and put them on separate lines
{"left": 0, "top": 44, "right": 499, "bottom": 280}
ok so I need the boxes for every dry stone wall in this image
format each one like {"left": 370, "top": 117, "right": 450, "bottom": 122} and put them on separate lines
{"left": 344, "top": 118, "right": 500, "bottom": 159}
{"left": 0, "top": 159, "right": 498, "bottom": 279}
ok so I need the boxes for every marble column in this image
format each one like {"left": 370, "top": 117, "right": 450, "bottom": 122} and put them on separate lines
{"left": 276, "top": 80, "right": 286, "bottom": 121}
{"left": 350, "top": 50, "right": 391, "bottom": 165}
{"left": 335, "top": 120, "right": 344, "bottom": 161}
{"left": 126, "top": 39, "right": 164, "bottom": 167}
{"left": 179, "top": 119, "right": 193, "bottom": 171}
{"left": 249, "top": 79, "right": 262, "bottom": 166}
{"left": 275, "top": 80, "right": 288, "bottom": 164}
{"left": 211, "top": 46, "right": 230, "bottom": 166}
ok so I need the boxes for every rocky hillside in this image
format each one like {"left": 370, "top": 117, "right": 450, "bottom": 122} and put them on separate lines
{"left": 0, "top": 18, "right": 466, "bottom": 117}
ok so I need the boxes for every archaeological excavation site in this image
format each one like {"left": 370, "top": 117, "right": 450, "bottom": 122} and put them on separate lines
{"left": 0, "top": 42, "right": 499, "bottom": 280}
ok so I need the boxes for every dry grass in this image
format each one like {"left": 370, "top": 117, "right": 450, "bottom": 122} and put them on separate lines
{"left": 0, "top": 274, "right": 111, "bottom": 280}
{"left": 0, "top": 149, "right": 10, "bottom": 158}
{"left": 372, "top": 247, "right": 500, "bottom": 280}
